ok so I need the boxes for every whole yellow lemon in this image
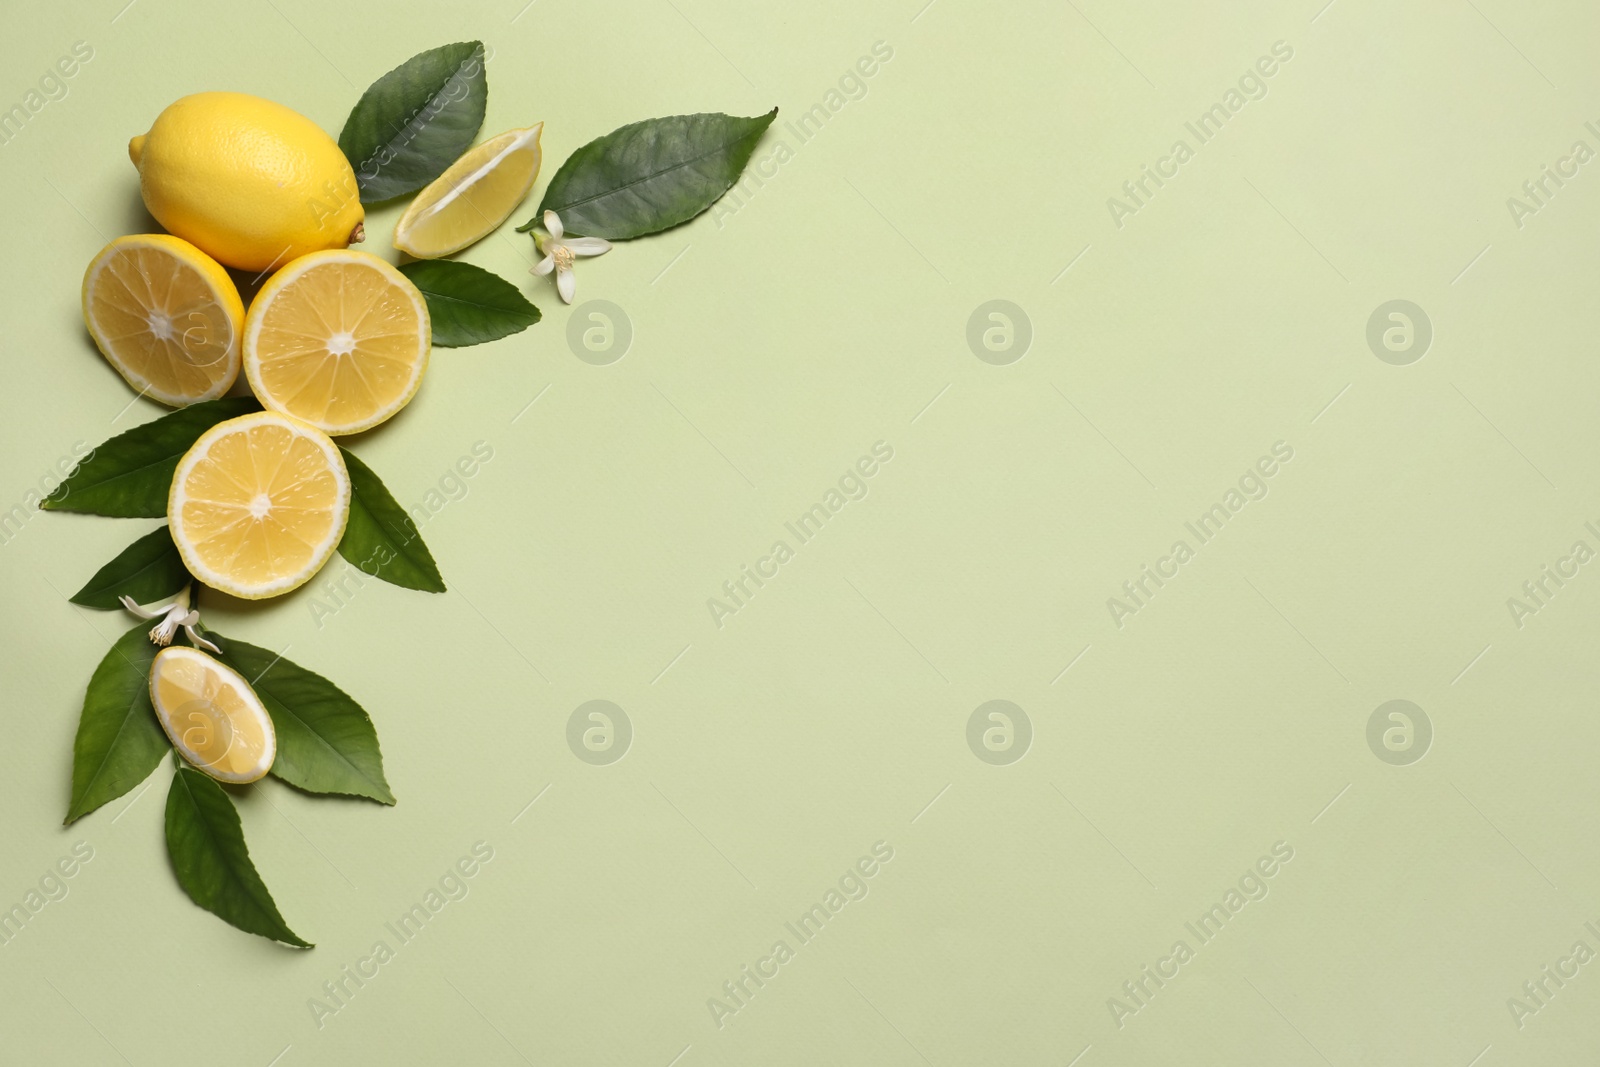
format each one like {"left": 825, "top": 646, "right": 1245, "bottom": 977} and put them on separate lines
{"left": 129, "top": 92, "right": 365, "bottom": 272}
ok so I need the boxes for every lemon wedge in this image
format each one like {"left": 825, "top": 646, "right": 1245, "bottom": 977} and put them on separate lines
{"left": 393, "top": 124, "right": 543, "bottom": 258}
{"left": 150, "top": 645, "right": 276, "bottom": 784}
{"left": 243, "top": 250, "right": 430, "bottom": 435}
{"left": 81, "top": 234, "right": 243, "bottom": 406}
{"left": 168, "top": 410, "right": 350, "bottom": 599}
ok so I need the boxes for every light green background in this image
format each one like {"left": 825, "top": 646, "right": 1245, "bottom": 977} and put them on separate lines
{"left": 4, "top": 0, "right": 1600, "bottom": 1063}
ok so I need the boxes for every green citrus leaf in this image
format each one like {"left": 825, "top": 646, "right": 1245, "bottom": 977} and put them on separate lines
{"left": 336, "top": 447, "right": 445, "bottom": 593}
{"left": 42, "top": 396, "right": 261, "bottom": 517}
{"left": 165, "top": 765, "right": 312, "bottom": 947}
{"left": 397, "top": 260, "right": 541, "bottom": 347}
{"left": 67, "top": 622, "right": 169, "bottom": 823}
{"left": 339, "top": 41, "right": 488, "bottom": 204}
{"left": 69, "top": 526, "right": 190, "bottom": 609}
{"left": 204, "top": 629, "right": 395, "bottom": 805}
{"left": 522, "top": 109, "right": 778, "bottom": 239}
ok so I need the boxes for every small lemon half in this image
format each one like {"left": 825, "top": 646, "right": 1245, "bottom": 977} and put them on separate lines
{"left": 168, "top": 410, "right": 351, "bottom": 599}
{"left": 81, "top": 234, "right": 243, "bottom": 406}
{"left": 244, "top": 250, "right": 430, "bottom": 435}
{"left": 150, "top": 646, "right": 276, "bottom": 784}
{"left": 393, "top": 124, "right": 543, "bottom": 258}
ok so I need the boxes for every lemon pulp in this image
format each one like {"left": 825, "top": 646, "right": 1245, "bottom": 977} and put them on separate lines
{"left": 150, "top": 646, "right": 276, "bottom": 784}
{"left": 244, "top": 251, "right": 430, "bottom": 435}
{"left": 168, "top": 411, "right": 350, "bottom": 599}
{"left": 81, "top": 234, "right": 242, "bottom": 406}
{"left": 393, "top": 124, "right": 544, "bottom": 258}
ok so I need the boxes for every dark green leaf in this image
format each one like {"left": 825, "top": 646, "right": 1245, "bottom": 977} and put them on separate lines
{"left": 70, "top": 526, "right": 190, "bottom": 609}
{"left": 523, "top": 109, "right": 778, "bottom": 239}
{"left": 336, "top": 448, "right": 445, "bottom": 593}
{"left": 205, "top": 629, "right": 395, "bottom": 804}
{"left": 165, "top": 765, "right": 312, "bottom": 947}
{"left": 67, "top": 622, "right": 170, "bottom": 822}
{"left": 339, "top": 41, "right": 488, "bottom": 203}
{"left": 43, "top": 396, "right": 261, "bottom": 517}
{"left": 398, "top": 260, "right": 541, "bottom": 347}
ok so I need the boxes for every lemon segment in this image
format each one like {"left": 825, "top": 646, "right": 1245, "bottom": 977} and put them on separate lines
{"left": 168, "top": 411, "right": 351, "bottom": 599}
{"left": 149, "top": 646, "right": 276, "bottom": 784}
{"left": 393, "top": 125, "right": 543, "bottom": 258}
{"left": 81, "top": 234, "right": 243, "bottom": 406}
{"left": 130, "top": 92, "right": 364, "bottom": 272}
{"left": 243, "top": 250, "right": 430, "bottom": 435}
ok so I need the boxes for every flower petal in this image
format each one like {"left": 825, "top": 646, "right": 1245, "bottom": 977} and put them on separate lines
{"left": 184, "top": 624, "right": 221, "bottom": 654}
{"left": 556, "top": 266, "right": 576, "bottom": 304}
{"left": 543, "top": 210, "right": 563, "bottom": 239}
{"left": 530, "top": 255, "right": 555, "bottom": 276}
{"left": 564, "top": 237, "right": 612, "bottom": 257}
{"left": 119, "top": 595, "right": 162, "bottom": 620}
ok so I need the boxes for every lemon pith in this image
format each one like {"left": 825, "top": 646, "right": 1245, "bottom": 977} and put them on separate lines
{"left": 81, "top": 234, "right": 243, "bottom": 406}
{"left": 149, "top": 645, "right": 276, "bottom": 784}
{"left": 393, "top": 124, "right": 544, "bottom": 258}
{"left": 243, "top": 250, "right": 430, "bottom": 435}
{"left": 131, "top": 92, "right": 364, "bottom": 272}
{"left": 168, "top": 411, "right": 351, "bottom": 599}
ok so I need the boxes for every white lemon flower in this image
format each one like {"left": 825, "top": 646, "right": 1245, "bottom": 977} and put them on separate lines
{"left": 530, "top": 210, "right": 611, "bottom": 303}
{"left": 119, "top": 587, "right": 220, "bottom": 652}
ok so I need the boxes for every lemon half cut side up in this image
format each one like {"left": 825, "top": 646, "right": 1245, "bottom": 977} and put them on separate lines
{"left": 244, "top": 250, "right": 430, "bottom": 435}
{"left": 168, "top": 410, "right": 351, "bottom": 600}
{"left": 81, "top": 234, "right": 243, "bottom": 406}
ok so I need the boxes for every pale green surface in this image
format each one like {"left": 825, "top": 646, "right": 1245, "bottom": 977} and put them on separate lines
{"left": 3, "top": 0, "right": 1600, "bottom": 1063}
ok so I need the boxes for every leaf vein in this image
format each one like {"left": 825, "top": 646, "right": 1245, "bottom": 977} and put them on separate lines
{"left": 551, "top": 129, "right": 764, "bottom": 216}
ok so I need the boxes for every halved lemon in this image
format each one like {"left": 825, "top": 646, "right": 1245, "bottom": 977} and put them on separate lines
{"left": 81, "top": 234, "right": 243, "bottom": 406}
{"left": 392, "top": 124, "right": 543, "bottom": 258}
{"left": 150, "top": 645, "right": 276, "bottom": 784}
{"left": 243, "top": 250, "right": 430, "bottom": 435}
{"left": 168, "top": 410, "right": 350, "bottom": 599}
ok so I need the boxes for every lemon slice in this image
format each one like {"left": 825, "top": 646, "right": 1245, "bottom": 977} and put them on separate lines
{"left": 243, "top": 250, "right": 430, "bottom": 435}
{"left": 81, "top": 234, "right": 243, "bottom": 406}
{"left": 168, "top": 410, "right": 350, "bottom": 599}
{"left": 150, "top": 645, "right": 276, "bottom": 783}
{"left": 393, "top": 124, "right": 543, "bottom": 258}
